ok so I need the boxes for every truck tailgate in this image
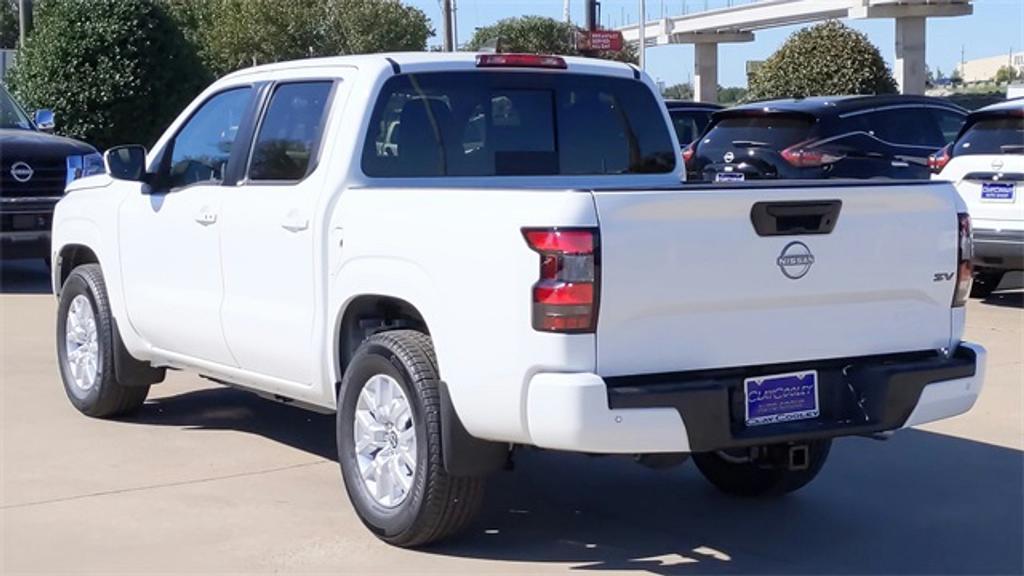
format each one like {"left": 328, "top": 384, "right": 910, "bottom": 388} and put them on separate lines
{"left": 591, "top": 182, "right": 958, "bottom": 377}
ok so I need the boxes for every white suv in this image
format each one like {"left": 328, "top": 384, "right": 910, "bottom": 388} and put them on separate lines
{"left": 933, "top": 99, "right": 1024, "bottom": 297}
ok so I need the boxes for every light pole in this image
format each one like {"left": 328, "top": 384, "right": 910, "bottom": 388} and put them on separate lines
{"left": 638, "top": 0, "right": 646, "bottom": 70}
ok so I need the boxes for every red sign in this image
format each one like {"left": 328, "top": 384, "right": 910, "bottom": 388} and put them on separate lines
{"left": 577, "top": 30, "right": 624, "bottom": 52}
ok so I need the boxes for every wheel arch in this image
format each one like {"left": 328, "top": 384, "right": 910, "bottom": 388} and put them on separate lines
{"left": 330, "top": 288, "right": 507, "bottom": 477}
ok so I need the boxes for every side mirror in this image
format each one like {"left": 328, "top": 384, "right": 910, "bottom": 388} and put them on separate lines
{"left": 104, "top": 145, "right": 148, "bottom": 182}
{"left": 33, "top": 109, "right": 55, "bottom": 132}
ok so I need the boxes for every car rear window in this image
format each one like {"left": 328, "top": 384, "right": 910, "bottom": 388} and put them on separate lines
{"left": 954, "top": 116, "right": 1024, "bottom": 156}
{"left": 361, "top": 72, "right": 676, "bottom": 177}
{"left": 697, "top": 115, "right": 814, "bottom": 155}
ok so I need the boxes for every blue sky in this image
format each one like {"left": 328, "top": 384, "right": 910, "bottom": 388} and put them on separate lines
{"left": 404, "top": 0, "right": 1024, "bottom": 87}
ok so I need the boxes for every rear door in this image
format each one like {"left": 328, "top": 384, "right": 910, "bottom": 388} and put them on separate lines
{"left": 590, "top": 182, "right": 959, "bottom": 377}
{"left": 220, "top": 79, "right": 340, "bottom": 385}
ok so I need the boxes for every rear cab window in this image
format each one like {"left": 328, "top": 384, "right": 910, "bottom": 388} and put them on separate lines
{"left": 361, "top": 71, "right": 676, "bottom": 177}
{"left": 954, "top": 115, "right": 1024, "bottom": 156}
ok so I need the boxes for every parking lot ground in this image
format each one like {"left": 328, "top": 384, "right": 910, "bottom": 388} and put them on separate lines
{"left": 2, "top": 259, "right": 1022, "bottom": 575}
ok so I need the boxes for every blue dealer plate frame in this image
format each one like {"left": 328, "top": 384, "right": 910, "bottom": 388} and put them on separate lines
{"left": 981, "top": 182, "right": 1015, "bottom": 202}
{"left": 744, "top": 370, "right": 820, "bottom": 427}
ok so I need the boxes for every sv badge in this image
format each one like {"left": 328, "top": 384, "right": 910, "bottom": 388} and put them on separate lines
{"left": 933, "top": 272, "right": 955, "bottom": 282}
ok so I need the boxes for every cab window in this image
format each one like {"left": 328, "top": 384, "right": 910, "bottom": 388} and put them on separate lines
{"left": 167, "top": 87, "right": 253, "bottom": 189}
{"left": 248, "top": 82, "right": 333, "bottom": 182}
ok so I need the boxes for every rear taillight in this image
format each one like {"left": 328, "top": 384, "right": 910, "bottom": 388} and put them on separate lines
{"left": 953, "top": 212, "right": 973, "bottom": 307}
{"left": 523, "top": 228, "right": 599, "bottom": 333}
{"left": 476, "top": 54, "right": 567, "bottom": 69}
{"left": 928, "top": 144, "right": 951, "bottom": 174}
{"left": 780, "top": 141, "right": 843, "bottom": 168}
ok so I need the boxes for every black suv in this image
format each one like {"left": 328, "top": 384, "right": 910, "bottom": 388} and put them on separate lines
{"left": 1, "top": 85, "right": 100, "bottom": 263}
{"left": 685, "top": 95, "right": 966, "bottom": 182}
{"left": 664, "top": 100, "right": 721, "bottom": 147}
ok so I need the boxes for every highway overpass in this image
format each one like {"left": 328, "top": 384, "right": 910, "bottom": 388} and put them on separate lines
{"left": 618, "top": 0, "right": 973, "bottom": 102}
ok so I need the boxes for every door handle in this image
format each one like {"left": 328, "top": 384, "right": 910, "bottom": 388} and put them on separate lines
{"left": 281, "top": 210, "right": 309, "bottom": 232}
{"left": 194, "top": 209, "right": 218, "bottom": 225}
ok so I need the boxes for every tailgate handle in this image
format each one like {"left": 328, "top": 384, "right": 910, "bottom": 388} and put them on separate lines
{"left": 750, "top": 200, "right": 841, "bottom": 236}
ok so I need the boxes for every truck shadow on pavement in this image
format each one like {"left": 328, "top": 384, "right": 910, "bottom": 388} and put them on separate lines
{"left": 132, "top": 386, "right": 1023, "bottom": 575}
{"left": 0, "top": 259, "right": 51, "bottom": 294}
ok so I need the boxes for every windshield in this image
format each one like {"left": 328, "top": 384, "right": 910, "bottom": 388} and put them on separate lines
{"left": 954, "top": 116, "right": 1024, "bottom": 156}
{"left": 0, "top": 86, "right": 33, "bottom": 130}
{"left": 362, "top": 71, "right": 676, "bottom": 177}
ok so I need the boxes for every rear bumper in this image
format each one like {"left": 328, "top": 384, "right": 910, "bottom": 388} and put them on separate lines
{"left": 973, "top": 228, "right": 1024, "bottom": 271}
{"left": 525, "top": 343, "right": 985, "bottom": 453}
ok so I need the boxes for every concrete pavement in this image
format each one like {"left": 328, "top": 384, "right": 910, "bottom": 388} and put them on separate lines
{"left": 2, "top": 259, "right": 1022, "bottom": 575}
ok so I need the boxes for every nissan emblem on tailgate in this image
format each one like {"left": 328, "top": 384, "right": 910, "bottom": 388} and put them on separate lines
{"left": 777, "top": 241, "right": 815, "bottom": 280}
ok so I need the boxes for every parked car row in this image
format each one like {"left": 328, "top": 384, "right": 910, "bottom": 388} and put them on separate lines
{"left": 677, "top": 95, "right": 966, "bottom": 182}
{"left": 670, "top": 94, "right": 1021, "bottom": 296}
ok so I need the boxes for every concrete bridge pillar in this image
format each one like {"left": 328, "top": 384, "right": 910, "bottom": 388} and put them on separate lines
{"left": 694, "top": 43, "right": 719, "bottom": 103}
{"left": 895, "top": 16, "right": 927, "bottom": 95}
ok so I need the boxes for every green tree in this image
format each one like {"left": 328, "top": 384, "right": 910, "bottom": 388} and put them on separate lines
{"left": 0, "top": 0, "right": 16, "bottom": 49}
{"left": 466, "top": 16, "right": 637, "bottom": 64}
{"left": 662, "top": 83, "right": 693, "bottom": 100}
{"left": 994, "top": 65, "right": 1020, "bottom": 84}
{"left": 6, "top": 0, "right": 208, "bottom": 148}
{"left": 191, "top": 0, "right": 433, "bottom": 76}
{"left": 747, "top": 20, "right": 897, "bottom": 100}
{"left": 717, "top": 86, "right": 748, "bottom": 104}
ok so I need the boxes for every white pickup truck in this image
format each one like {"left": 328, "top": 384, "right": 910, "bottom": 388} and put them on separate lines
{"left": 52, "top": 53, "right": 985, "bottom": 547}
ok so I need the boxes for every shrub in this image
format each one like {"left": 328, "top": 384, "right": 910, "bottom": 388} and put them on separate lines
{"left": 189, "top": 0, "right": 433, "bottom": 77}
{"left": 6, "top": 0, "right": 208, "bottom": 148}
{"left": 747, "top": 20, "right": 897, "bottom": 100}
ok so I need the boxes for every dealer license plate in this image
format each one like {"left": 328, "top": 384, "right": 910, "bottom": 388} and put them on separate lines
{"left": 981, "top": 182, "right": 1015, "bottom": 202}
{"left": 744, "top": 370, "right": 819, "bottom": 427}
{"left": 715, "top": 172, "right": 745, "bottom": 183}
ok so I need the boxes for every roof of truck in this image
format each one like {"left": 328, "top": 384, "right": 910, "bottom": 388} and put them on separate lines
{"left": 222, "top": 52, "right": 640, "bottom": 82}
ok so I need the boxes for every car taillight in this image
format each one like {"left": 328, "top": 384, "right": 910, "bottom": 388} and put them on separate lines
{"left": 780, "top": 141, "right": 843, "bottom": 168}
{"left": 953, "top": 212, "right": 973, "bottom": 307}
{"left": 476, "top": 54, "right": 567, "bottom": 69}
{"left": 523, "top": 228, "right": 599, "bottom": 333}
{"left": 928, "top": 144, "right": 951, "bottom": 174}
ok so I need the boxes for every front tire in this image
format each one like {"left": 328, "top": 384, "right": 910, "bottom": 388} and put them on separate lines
{"left": 337, "top": 330, "right": 484, "bottom": 547}
{"left": 56, "top": 264, "right": 149, "bottom": 417}
{"left": 693, "top": 439, "right": 831, "bottom": 498}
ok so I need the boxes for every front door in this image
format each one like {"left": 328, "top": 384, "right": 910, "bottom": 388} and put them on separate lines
{"left": 219, "top": 80, "right": 337, "bottom": 384}
{"left": 119, "top": 86, "right": 255, "bottom": 366}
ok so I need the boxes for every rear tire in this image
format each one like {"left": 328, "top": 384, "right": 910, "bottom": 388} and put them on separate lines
{"left": 337, "top": 330, "right": 484, "bottom": 547}
{"left": 56, "top": 264, "right": 149, "bottom": 418}
{"left": 970, "top": 271, "right": 1004, "bottom": 298}
{"left": 693, "top": 439, "right": 831, "bottom": 498}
